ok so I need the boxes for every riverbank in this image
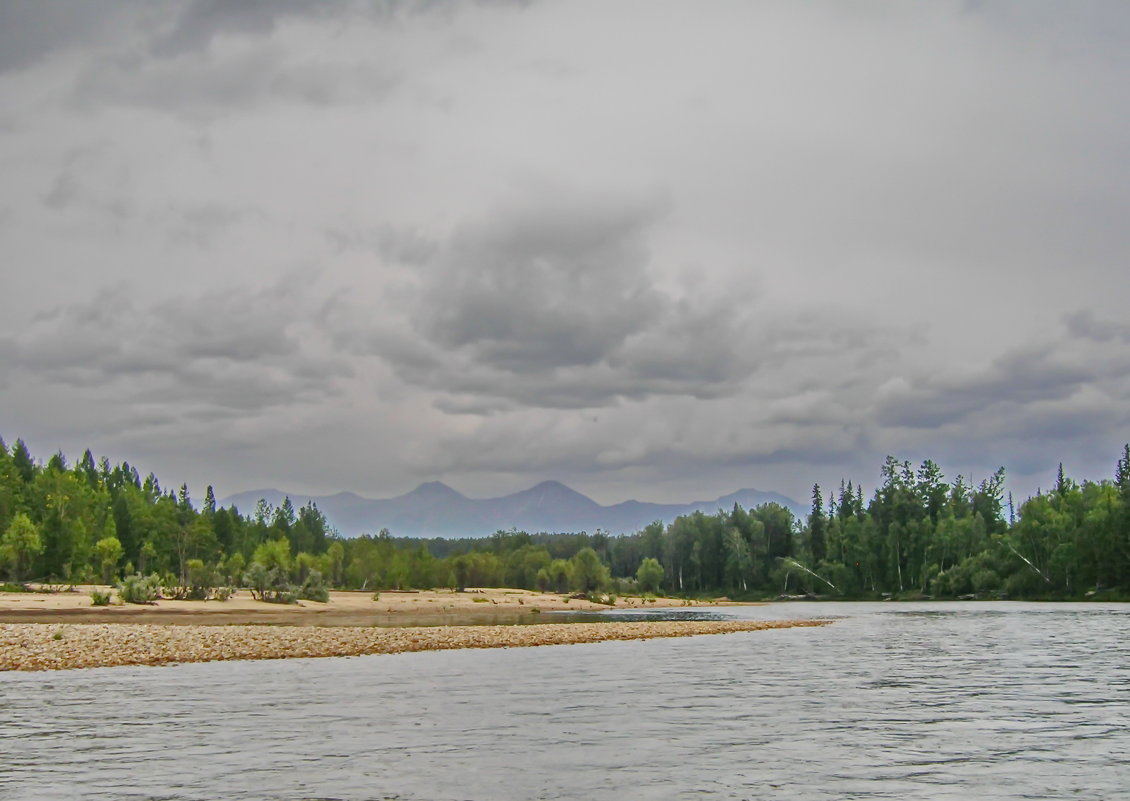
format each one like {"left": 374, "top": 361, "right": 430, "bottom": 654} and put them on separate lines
{"left": 0, "top": 619, "right": 829, "bottom": 671}
{"left": 0, "top": 586, "right": 738, "bottom": 626}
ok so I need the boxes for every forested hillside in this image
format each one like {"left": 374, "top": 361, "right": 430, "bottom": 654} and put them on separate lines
{"left": 1, "top": 436, "right": 1127, "bottom": 600}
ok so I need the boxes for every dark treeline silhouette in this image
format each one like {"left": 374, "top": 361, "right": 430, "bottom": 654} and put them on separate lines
{"left": 1, "top": 435, "right": 1128, "bottom": 600}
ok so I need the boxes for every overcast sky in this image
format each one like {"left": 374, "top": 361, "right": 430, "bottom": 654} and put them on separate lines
{"left": 1, "top": 0, "right": 1128, "bottom": 507}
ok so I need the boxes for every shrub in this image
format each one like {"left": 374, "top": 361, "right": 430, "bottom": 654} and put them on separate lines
{"left": 90, "top": 589, "right": 112, "bottom": 606}
{"left": 118, "top": 573, "right": 161, "bottom": 604}
{"left": 243, "top": 562, "right": 298, "bottom": 604}
{"left": 298, "top": 569, "right": 329, "bottom": 603}
{"left": 1004, "top": 569, "right": 1044, "bottom": 598}
{"left": 185, "top": 559, "right": 222, "bottom": 600}
{"left": 93, "top": 536, "right": 124, "bottom": 585}
{"left": 971, "top": 568, "right": 1001, "bottom": 594}
{"left": 244, "top": 562, "right": 271, "bottom": 600}
{"left": 159, "top": 572, "right": 183, "bottom": 600}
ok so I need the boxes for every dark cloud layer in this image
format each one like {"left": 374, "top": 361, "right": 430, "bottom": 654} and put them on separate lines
{"left": 878, "top": 314, "right": 1130, "bottom": 432}
{"left": 151, "top": 0, "right": 342, "bottom": 58}
{"left": 0, "top": 1, "right": 136, "bottom": 74}
{"left": 2, "top": 281, "right": 350, "bottom": 418}
{"left": 330, "top": 191, "right": 775, "bottom": 409}
{"left": 2, "top": 1, "right": 1128, "bottom": 504}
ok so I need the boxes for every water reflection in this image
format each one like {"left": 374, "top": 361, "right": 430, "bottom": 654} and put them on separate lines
{"left": 543, "top": 607, "right": 738, "bottom": 623}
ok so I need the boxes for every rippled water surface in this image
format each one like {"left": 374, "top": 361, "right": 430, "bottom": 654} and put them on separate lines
{"left": 3, "top": 602, "right": 1129, "bottom": 800}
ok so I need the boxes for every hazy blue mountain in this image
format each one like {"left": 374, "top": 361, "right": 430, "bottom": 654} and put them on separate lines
{"left": 219, "top": 481, "right": 804, "bottom": 538}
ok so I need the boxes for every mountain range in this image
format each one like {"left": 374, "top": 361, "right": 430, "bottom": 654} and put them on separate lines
{"left": 219, "top": 481, "right": 805, "bottom": 538}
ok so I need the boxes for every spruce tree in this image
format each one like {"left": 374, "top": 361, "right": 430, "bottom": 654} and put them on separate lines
{"left": 809, "top": 484, "right": 827, "bottom": 564}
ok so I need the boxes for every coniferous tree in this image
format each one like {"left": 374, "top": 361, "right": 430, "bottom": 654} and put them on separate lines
{"left": 809, "top": 484, "right": 827, "bottom": 564}
{"left": 12, "top": 439, "right": 36, "bottom": 485}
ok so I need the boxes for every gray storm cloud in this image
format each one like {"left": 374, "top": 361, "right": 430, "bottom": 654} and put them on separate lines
{"left": 330, "top": 190, "right": 770, "bottom": 409}
{"left": 1, "top": 0, "right": 1127, "bottom": 504}
{"left": 2, "top": 281, "right": 351, "bottom": 421}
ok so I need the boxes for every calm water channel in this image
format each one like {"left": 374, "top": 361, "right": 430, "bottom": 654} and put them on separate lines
{"left": 2, "top": 602, "right": 1128, "bottom": 800}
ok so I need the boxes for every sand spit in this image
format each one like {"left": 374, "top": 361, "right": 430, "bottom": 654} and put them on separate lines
{"left": 0, "top": 587, "right": 737, "bottom": 627}
{"left": 1, "top": 619, "right": 828, "bottom": 672}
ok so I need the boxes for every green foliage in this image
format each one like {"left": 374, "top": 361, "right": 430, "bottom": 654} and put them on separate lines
{"left": 243, "top": 561, "right": 297, "bottom": 604}
{"left": 181, "top": 558, "right": 226, "bottom": 600}
{"left": 118, "top": 573, "right": 161, "bottom": 604}
{"left": 2, "top": 434, "right": 1129, "bottom": 602}
{"left": 1, "top": 513, "right": 44, "bottom": 582}
{"left": 635, "top": 557, "right": 664, "bottom": 594}
{"left": 536, "top": 559, "right": 573, "bottom": 593}
{"left": 243, "top": 561, "right": 271, "bottom": 600}
{"left": 570, "top": 547, "right": 610, "bottom": 593}
{"left": 90, "top": 589, "right": 112, "bottom": 606}
{"left": 298, "top": 569, "right": 329, "bottom": 603}
{"left": 159, "top": 571, "right": 184, "bottom": 599}
{"left": 252, "top": 538, "right": 291, "bottom": 574}
{"left": 451, "top": 550, "right": 503, "bottom": 591}
{"left": 224, "top": 552, "right": 246, "bottom": 586}
{"left": 93, "top": 535, "right": 124, "bottom": 585}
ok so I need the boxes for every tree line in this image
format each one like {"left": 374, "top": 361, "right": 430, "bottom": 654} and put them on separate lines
{"left": 1, "top": 435, "right": 1127, "bottom": 600}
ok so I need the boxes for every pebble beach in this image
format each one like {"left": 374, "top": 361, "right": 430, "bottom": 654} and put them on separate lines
{"left": 0, "top": 619, "right": 829, "bottom": 671}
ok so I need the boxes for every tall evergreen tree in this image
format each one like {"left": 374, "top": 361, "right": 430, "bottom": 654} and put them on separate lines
{"left": 809, "top": 484, "right": 827, "bottom": 564}
{"left": 12, "top": 439, "right": 36, "bottom": 484}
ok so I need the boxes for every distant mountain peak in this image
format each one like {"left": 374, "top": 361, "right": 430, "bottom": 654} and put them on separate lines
{"left": 517, "top": 480, "right": 594, "bottom": 500}
{"left": 505, "top": 480, "right": 602, "bottom": 519}
{"left": 529, "top": 479, "right": 578, "bottom": 493}
{"left": 400, "top": 481, "right": 467, "bottom": 500}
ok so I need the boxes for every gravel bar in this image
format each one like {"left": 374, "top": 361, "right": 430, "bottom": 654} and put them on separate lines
{"left": 1, "top": 619, "right": 829, "bottom": 671}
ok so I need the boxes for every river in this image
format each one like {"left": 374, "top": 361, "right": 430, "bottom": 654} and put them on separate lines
{"left": 2, "top": 602, "right": 1128, "bottom": 800}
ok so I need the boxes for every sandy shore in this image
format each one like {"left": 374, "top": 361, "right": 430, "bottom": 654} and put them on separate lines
{"left": 0, "top": 586, "right": 738, "bottom": 626}
{"left": 0, "top": 619, "right": 828, "bottom": 671}
{"left": 0, "top": 586, "right": 819, "bottom": 672}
